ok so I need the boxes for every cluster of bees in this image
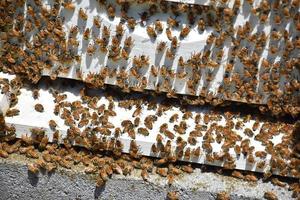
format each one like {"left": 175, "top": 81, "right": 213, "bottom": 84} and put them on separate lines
{"left": 1, "top": 76, "right": 299, "bottom": 180}
{"left": 0, "top": 0, "right": 299, "bottom": 198}
{"left": 0, "top": 136, "right": 299, "bottom": 200}
{"left": 0, "top": 74, "right": 299, "bottom": 199}
{"left": 0, "top": 0, "right": 299, "bottom": 117}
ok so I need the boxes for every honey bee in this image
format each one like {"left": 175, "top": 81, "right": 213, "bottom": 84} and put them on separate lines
{"left": 156, "top": 41, "right": 166, "bottom": 52}
{"left": 141, "top": 169, "right": 150, "bottom": 181}
{"left": 166, "top": 28, "right": 172, "bottom": 41}
{"left": 167, "top": 191, "right": 179, "bottom": 200}
{"left": 79, "top": 8, "right": 88, "bottom": 21}
{"left": 244, "top": 174, "right": 258, "bottom": 182}
{"left": 127, "top": 17, "right": 136, "bottom": 30}
{"left": 166, "top": 48, "right": 175, "bottom": 60}
{"left": 180, "top": 26, "right": 190, "bottom": 38}
{"left": 45, "top": 162, "right": 57, "bottom": 173}
{"left": 63, "top": 1, "right": 75, "bottom": 10}
{"left": 184, "top": 147, "right": 191, "bottom": 160}
{"left": 154, "top": 20, "right": 163, "bottom": 33}
{"left": 102, "top": 26, "right": 110, "bottom": 39}
{"left": 231, "top": 170, "right": 244, "bottom": 179}
{"left": 107, "top": 4, "right": 116, "bottom": 18}
{"left": 6, "top": 108, "right": 20, "bottom": 117}
{"left": 181, "top": 164, "right": 193, "bottom": 173}
{"left": 120, "top": 48, "right": 129, "bottom": 60}
{"left": 93, "top": 16, "right": 102, "bottom": 29}
{"left": 124, "top": 36, "right": 134, "bottom": 49}
{"left": 271, "top": 178, "right": 286, "bottom": 187}
{"left": 169, "top": 114, "right": 179, "bottom": 123}
{"left": 252, "top": 121, "right": 260, "bottom": 131}
{"left": 151, "top": 143, "right": 158, "bottom": 154}
{"left": 216, "top": 191, "right": 230, "bottom": 200}
{"left": 264, "top": 191, "right": 278, "bottom": 200}
{"left": 164, "top": 130, "right": 175, "bottom": 139}
{"left": 83, "top": 28, "right": 90, "bottom": 40}
{"left": 156, "top": 167, "right": 168, "bottom": 177}
{"left": 32, "top": 89, "right": 39, "bottom": 99}
{"left": 171, "top": 36, "right": 178, "bottom": 49}
{"left": 115, "top": 22, "right": 124, "bottom": 37}
{"left": 49, "top": 120, "right": 57, "bottom": 130}
{"left": 167, "top": 17, "right": 179, "bottom": 28}
{"left": 138, "top": 127, "right": 149, "bottom": 136}
{"left": 150, "top": 65, "right": 158, "bottom": 77}
{"left": 197, "top": 18, "right": 206, "bottom": 32}
{"left": 0, "top": 149, "right": 8, "bottom": 158}
{"left": 147, "top": 26, "right": 157, "bottom": 38}
{"left": 34, "top": 103, "right": 44, "bottom": 112}
{"left": 87, "top": 44, "right": 96, "bottom": 56}
{"left": 28, "top": 163, "right": 39, "bottom": 174}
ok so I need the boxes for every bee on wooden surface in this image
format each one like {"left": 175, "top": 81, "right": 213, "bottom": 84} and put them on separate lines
{"left": 197, "top": 18, "right": 205, "bottom": 32}
{"left": 191, "top": 146, "right": 201, "bottom": 158}
{"left": 63, "top": 1, "right": 75, "bottom": 10}
{"left": 132, "top": 106, "right": 142, "bottom": 117}
{"left": 255, "top": 151, "right": 267, "bottom": 159}
{"left": 184, "top": 147, "right": 191, "bottom": 160}
{"left": 151, "top": 143, "right": 158, "bottom": 154}
{"left": 70, "top": 26, "right": 79, "bottom": 37}
{"left": 155, "top": 20, "right": 163, "bottom": 32}
{"left": 111, "top": 36, "right": 120, "bottom": 47}
{"left": 48, "top": 119, "right": 57, "bottom": 130}
{"left": 107, "top": 4, "right": 116, "bottom": 19}
{"left": 83, "top": 28, "right": 90, "bottom": 40}
{"left": 39, "top": 136, "right": 49, "bottom": 150}
{"left": 31, "top": 89, "right": 40, "bottom": 99}
{"left": 166, "top": 48, "right": 175, "bottom": 60}
{"left": 164, "top": 130, "right": 175, "bottom": 139}
{"left": 127, "top": 17, "right": 136, "bottom": 30}
{"left": 144, "top": 115, "right": 157, "bottom": 130}
{"left": 166, "top": 28, "right": 172, "bottom": 41}
{"left": 171, "top": 36, "right": 178, "bottom": 49}
{"left": 87, "top": 44, "right": 96, "bottom": 56}
{"left": 269, "top": 45, "right": 278, "bottom": 54}
{"left": 206, "top": 33, "right": 215, "bottom": 45}
{"left": 6, "top": 108, "right": 20, "bottom": 117}
{"left": 216, "top": 191, "right": 230, "bottom": 200}
{"left": 156, "top": 41, "right": 166, "bottom": 52}
{"left": 180, "top": 26, "right": 190, "bottom": 39}
{"left": 167, "top": 17, "right": 179, "bottom": 28}
{"left": 115, "top": 22, "right": 124, "bottom": 37}
{"left": 79, "top": 8, "right": 88, "bottom": 21}
{"left": 156, "top": 167, "right": 168, "bottom": 177}
{"left": 150, "top": 65, "right": 158, "bottom": 77}
{"left": 93, "top": 16, "right": 102, "bottom": 29}
{"left": 147, "top": 26, "right": 157, "bottom": 38}
{"left": 252, "top": 121, "right": 260, "bottom": 131}
{"left": 169, "top": 113, "right": 179, "bottom": 123}
{"left": 34, "top": 103, "right": 44, "bottom": 112}
{"left": 102, "top": 25, "right": 110, "bottom": 38}
{"left": 137, "top": 127, "right": 149, "bottom": 136}
{"left": 120, "top": 48, "right": 129, "bottom": 60}
{"left": 264, "top": 191, "right": 278, "bottom": 200}
{"left": 124, "top": 36, "right": 134, "bottom": 49}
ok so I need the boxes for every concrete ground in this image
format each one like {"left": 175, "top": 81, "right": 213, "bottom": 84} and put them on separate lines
{"left": 0, "top": 154, "right": 296, "bottom": 200}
